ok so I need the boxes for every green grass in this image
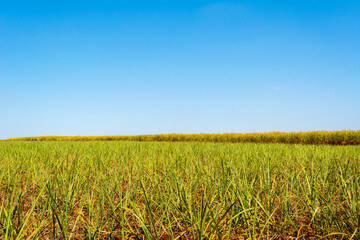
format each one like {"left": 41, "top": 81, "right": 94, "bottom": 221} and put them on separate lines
{"left": 0, "top": 141, "right": 359, "bottom": 239}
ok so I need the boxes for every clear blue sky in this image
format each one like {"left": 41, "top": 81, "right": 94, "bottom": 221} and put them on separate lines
{"left": 1, "top": 0, "right": 359, "bottom": 139}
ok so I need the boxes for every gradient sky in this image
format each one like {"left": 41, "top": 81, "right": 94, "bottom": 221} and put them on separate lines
{"left": 1, "top": 0, "right": 359, "bottom": 139}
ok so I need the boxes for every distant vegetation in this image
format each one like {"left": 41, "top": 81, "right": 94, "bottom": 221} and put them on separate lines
{"left": 0, "top": 141, "right": 359, "bottom": 239}
{"left": 7, "top": 130, "right": 360, "bottom": 145}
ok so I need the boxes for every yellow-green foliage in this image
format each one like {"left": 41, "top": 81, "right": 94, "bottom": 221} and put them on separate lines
{"left": 7, "top": 130, "right": 360, "bottom": 145}
{"left": 0, "top": 141, "right": 359, "bottom": 239}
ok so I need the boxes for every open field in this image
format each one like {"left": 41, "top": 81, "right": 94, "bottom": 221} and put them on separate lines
{"left": 0, "top": 141, "right": 359, "bottom": 239}
{"left": 7, "top": 130, "right": 360, "bottom": 145}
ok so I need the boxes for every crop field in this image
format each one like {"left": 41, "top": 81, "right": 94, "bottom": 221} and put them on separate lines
{"left": 0, "top": 141, "right": 359, "bottom": 239}
{"left": 8, "top": 130, "right": 360, "bottom": 145}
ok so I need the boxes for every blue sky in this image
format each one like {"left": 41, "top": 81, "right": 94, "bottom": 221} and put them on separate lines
{"left": 1, "top": 0, "right": 359, "bottom": 139}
